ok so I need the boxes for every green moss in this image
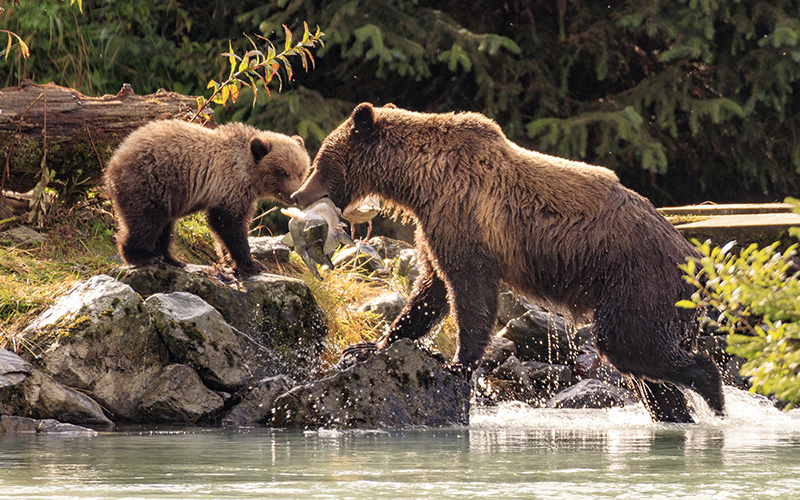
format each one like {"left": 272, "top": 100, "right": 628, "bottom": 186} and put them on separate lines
{"left": 179, "top": 320, "right": 206, "bottom": 344}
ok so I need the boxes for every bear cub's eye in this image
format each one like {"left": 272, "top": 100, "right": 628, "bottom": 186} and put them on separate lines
{"left": 278, "top": 168, "right": 289, "bottom": 178}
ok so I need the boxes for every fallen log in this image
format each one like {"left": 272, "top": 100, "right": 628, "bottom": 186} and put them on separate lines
{"left": 0, "top": 81, "right": 209, "bottom": 194}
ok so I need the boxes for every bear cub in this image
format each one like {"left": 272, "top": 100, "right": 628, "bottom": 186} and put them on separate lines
{"left": 105, "top": 119, "right": 309, "bottom": 276}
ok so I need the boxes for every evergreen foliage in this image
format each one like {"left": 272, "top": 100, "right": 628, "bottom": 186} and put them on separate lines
{"left": 3, "top": 0, "right": 800, "bottom": 205}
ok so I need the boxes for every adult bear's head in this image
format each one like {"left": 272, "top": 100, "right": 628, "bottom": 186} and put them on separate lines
{"left": 291, "top": 102, "right": 385, "bottom": 210}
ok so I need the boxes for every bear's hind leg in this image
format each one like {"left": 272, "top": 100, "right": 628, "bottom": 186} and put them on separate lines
{"left": 156, "top": 220, "right": 185, "bottom": 268}
{"left": 633, "top": 378, "right": 695, "bottom": 423}
{"left": 117, "top": 219, "right": 167, "bottom": 267}
{"left": 669, "top": 353, "right": 725, "bottom": 417}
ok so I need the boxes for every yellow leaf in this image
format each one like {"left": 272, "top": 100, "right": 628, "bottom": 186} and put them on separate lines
{"left": 284, "top": 25, "right": 293, "bottom": 53}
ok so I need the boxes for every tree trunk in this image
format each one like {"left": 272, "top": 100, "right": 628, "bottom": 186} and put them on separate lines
{"left": 0, "top": 81, "right": 209, "bottom": 195}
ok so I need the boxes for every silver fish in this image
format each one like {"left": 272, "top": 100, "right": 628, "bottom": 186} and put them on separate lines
{"left": 281, "top": 198, "right": 355, "bottom": 279}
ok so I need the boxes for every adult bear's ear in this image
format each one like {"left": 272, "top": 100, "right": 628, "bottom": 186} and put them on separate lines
{"left": 352, "top": 102, "right": 375, "bottom": 135}
{"left": 292, "top": 135, "right": 305, "bottom": 148}
{"left": 382, "top": 103, "right": 397, "bottom": 109}
{"left": 250, "top": 137, "right": 272, "bottom": 162}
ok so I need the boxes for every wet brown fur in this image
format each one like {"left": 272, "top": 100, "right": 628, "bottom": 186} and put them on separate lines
{"left": 105, "top": 119, "right": 309, "bottom": 275}
{"left": 292, "top": 103, "right": 724, "bottom": 423}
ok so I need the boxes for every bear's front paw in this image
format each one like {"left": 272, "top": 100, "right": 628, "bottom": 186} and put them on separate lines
{"left": 234, "top": 260, "right": 267, "bottom": 276}
{"left": 342, "top": 341, "right": 379, "bottom": 362}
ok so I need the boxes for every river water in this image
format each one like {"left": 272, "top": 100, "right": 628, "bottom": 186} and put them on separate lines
{"left": 2, "top": 387, "right": 800, "bottom": 500}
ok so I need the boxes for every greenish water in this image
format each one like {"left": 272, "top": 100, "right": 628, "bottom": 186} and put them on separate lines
{"left": 2, "top": 388, "right": 800, "bottom": 500}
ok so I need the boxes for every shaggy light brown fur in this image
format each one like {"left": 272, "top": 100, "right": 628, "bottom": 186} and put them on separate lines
{"left": 292, "top": 103, "right": 724, "bottom": 423}
{"left": 105, "top": 119, "right": 309, "bottom": 275}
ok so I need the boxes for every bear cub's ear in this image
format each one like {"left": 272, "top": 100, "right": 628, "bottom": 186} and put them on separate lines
{"left": 352, "top": 102, "right": 375, "bottom": 134}
{"left": 292, "top": 135, "right": 305, "bottom": 148}
{"left": 250, "top": 137, "right": 272, "bottom": 162}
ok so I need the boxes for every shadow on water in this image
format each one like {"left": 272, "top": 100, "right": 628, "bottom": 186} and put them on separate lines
{"left": 1, "top": 388, "right": 800, "bottom": 499}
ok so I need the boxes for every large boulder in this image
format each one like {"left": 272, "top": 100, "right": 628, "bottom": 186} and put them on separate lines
{"left": 115, "top": 265, "right": 327, "bottom": 381}
{"left": 0, "top": 415, "right": 98, "bottom": 435}
{"left": 271, "top": 339, "right": 470, "bottom": 429}
{"left": 0, "top": 348, "right": 112, "bottom": 427}
{"left": 21, "top": 275, "right": 167, "bottom": 421}
{"left": 137, "top": 364, "right": 225, "bottom": 424}
{"left": 144, "top": 292, "right": 250, "bottom": 392}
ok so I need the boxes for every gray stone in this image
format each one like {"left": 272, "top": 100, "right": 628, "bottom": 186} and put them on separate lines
{"left": 523, "top": 361, "right": 573, "bottom": 385}
{"left": 480, "top": 335, "right": 517, "bottom": 372}
{"left": 0, "top": 348, "right": 31, "bottom": 388}
{"left": 391, "top": 249, "right": 420, "bottom": 291}
{"left": 248, "top": 235, "right": 291, "bottom": 263}
{"left": 0, "top": 226, "right": 46, "bottom": 248}
{"left": 368, "top": 236, "right": 414, "bottom": 260}
{"left": 0, "top": 368, "right": 114, "bottom": 428}
{"left": 0, "top": 415, "right": 97, "bottom": 435}
{"left": 137, "top": 364, "right": 224, "bottom": 424}
{"left": 496, "top": 289, "right": 535, "bottom": 327}
{"left": 222, "top": 375, "right": 293, "bottom": 427}
{"left": 574, "top": 346, "right": 627, "bottom": 388}
{"left": 271, "top": 339, "right": 470, "bottom": 429}
{"left": 21, "top": 275, "right": 167, "bottom": 421}
{"left": 498, "top": 306, "right": 583, "bottom": 364}
{"left": 493, "top": 355, "right": 531, "bottom": 386}
{"left": 547, "top": 379, "right": 633, "bottom": 409}
{"left": 332, "top": 242, "right": 386, "bottom": 272}
{"left": 144, "top": 292, "right": 250, "bottom": 392}
{"left": 358, "top": 291, "right": 407, "bottom": 323}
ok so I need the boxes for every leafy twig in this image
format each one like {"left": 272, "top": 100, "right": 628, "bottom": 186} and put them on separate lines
{"left": 191, "top": 22, "right": 324, "bottom": 123}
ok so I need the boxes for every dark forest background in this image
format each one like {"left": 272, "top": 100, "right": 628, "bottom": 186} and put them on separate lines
{"left": 3, "top": 0, "right": 800, "bottom": 206}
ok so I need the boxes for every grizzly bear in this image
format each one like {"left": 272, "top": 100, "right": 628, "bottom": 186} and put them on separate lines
{"left": 105, "top": 119, "right": 309, "bottom": 276}
{"left": 291, "top": 103, "right": 724, "bottom": 423}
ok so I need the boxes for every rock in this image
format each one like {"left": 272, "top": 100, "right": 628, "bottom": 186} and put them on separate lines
{"left": 496, "top": 288, "right": 535, "bottom": 327}
{"left": 0, "top": 415, "right": 98, "bottom": 435}
{"left": 115, "top": 265, "right": 327, "bottom": 381}
{"left": 332, "top": 242, "right": 386, "bottom": 272}
{"left": 480, "top": 335, "right": 517, "bottom": 372}
{"left": 222, "top": 375, "right": 293, "bottom": 427}
{"left": 498, "top": 306, "right": 583, "bottom": 364}
{"left": 368, "top": 236, "right": 414, "bottom": 260}
{"left": 358, "top": 291, "right": 407, "bottom": 323}
{"left": 524, "top": 361, "right": 573, "bottom": 385}
{"left": 391, "top": 249, "right": 420, "bottom": 291}
{"left": 144, "top": 292, "right": 250, "bottom": 392}
{"left": 0, "top": 348, "right": 113, "bottom": 427}
{"left": 574, "top": 346, "right": 627, "bottom": 388}
{"left": 271, "top": 339, "right": 470, "bottom": 429}
{"left": 7, "top": 370, "right": 114, "bottom": 428}
{"left": 547, "top": 379, "right": 634, "bottom": 409}
{"left": 494, "top": 356, "right": 531, "bottom": 385}
{"left": 137, "top": 364, "right": 225, "bottom": 424}
{"left": 523, "top": 361, "right": 573, "bottom": 400}
{"left": 248, "top": 235, "right": 291, "bottom": 263}
{"left": 0, "top": 348, "right": 31, "bottom": 388}
{"left": 0, "top": 226, "right": 47, "bottom": 248}
{"left": 21, "top": 275, "right": 167, "bottom": 421}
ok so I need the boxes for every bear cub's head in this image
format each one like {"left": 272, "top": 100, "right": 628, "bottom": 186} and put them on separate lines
{"left": 250, "top": 133, "right": 310, "bottom": 205}
{"left": 291, "top": 102, "right": 385, "bottom": 210}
